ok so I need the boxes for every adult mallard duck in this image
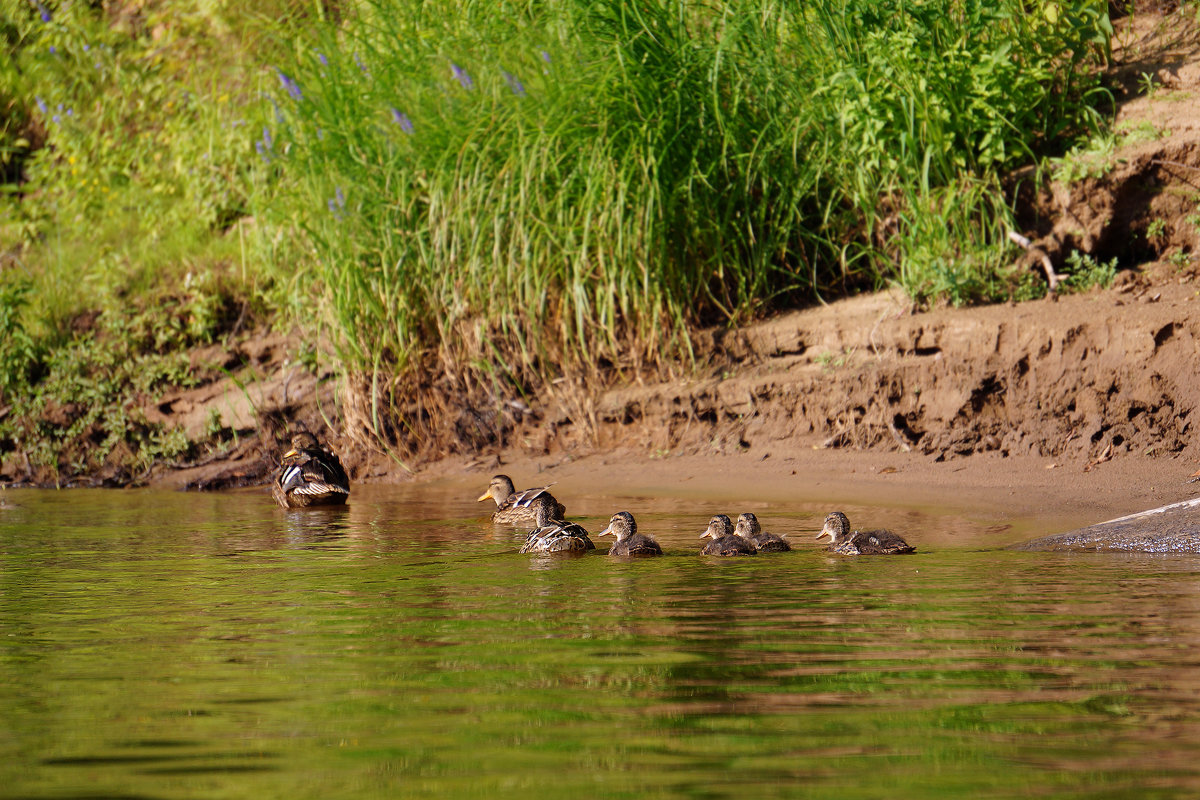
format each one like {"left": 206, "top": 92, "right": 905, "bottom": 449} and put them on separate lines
{"left": 596, "top": 511, "right": 663, "bottom": 556}
{"left": 817, "top": 511, "right": 915, "bottom": 555}
{"left": 519, "top": 494, "right": 595, "bottom": 554}
{"left": 271, "top": 432, "right": 350, "bottom": 509}
{"left": 477, "top": 474, "right": 566, "bottom": 526}
{"left": 700, "top": 514, "right": 756, "bottom": 556}
{"left": 735, "top": 512, "right": 791, "bottom": 553}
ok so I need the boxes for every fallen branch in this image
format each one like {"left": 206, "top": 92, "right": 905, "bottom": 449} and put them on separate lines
{"left": 1008, "top": 230, "right": 1061, "bottom": 293}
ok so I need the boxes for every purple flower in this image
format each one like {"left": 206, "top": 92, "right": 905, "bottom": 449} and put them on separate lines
{"left": 328, "top": 187, "right": 346, "bottom": 220}
{"left": 262, "top": 127, "right": 273, "bottom": 151}
{"left": 35, "top": 1, "right": 51, "bottom": 22}
{"left": 83, "top": 44, "right": 90, "bottom": 52}
{"left": 390, "top": 107, "right": 414, "bottom": 134}
{"left": 317, "top": 51, "right": 328, "bottom": 66}
{"left": 256, "top": 140, "right": 271, "bottom": 165}
{"left": 540, "top": 50, "right": 551, "bottom": 64}
{"left": 276, "top": 69, "right": 303, "bottom": 101}
{"left": 35, "top": 96, "right": 47, "bottom": 114}
{"left": 51, "top": 114, "right": 60, "bottom": 124}
{"left": 451, "top": 62, "right": 474, "bottom": 91}
{"left": 48, "top": 45, "right": 56, "bottom": 54}
{"left": 355, "top": 52, "right": 369, "bottom": 76}
{"left": 502, "top": 71, "right": 526, "bottom": 97}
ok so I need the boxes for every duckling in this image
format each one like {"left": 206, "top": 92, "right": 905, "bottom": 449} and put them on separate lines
{"left": 596, "top": 511, "right": 663, "bottom": 556}
{"left": 700, "top": 514, "right": 756, "bottom": 556}
{"left": 272, "top": 432, "right": 350, "bottom": 509}
{"left": 477, "top": 474, "right": 566, "bottom": 526}
{"left": 816, "top": 511, "right": 915, "bottom": 555}
{"left": 735, "top": 512, "right": 791, "bottom": 552}
{"left": 519, "top": 494, "right": 595, "bottom": 554}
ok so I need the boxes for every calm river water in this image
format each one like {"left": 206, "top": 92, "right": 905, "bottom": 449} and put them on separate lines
{"left": 3, "top": 483, "right": 1200, "bottom": 799}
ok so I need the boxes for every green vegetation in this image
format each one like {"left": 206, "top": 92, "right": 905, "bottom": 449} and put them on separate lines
{"left": 0, "top": 0, "right": 1117, "bottom": 476}
{"left": 1060, "top": 250, "right": 1118, "bottom": 291}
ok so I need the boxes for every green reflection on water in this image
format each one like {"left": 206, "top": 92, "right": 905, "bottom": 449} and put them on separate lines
{"left": 2, "top": 488, "right": 1200, "bottom": 799}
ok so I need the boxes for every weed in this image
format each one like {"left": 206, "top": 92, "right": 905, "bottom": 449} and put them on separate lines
{"left": 1138, "top": 71, "right": 1160, "bottom": 97}
{"left": 1146, "top": 219, "right": 1167, "bottom": 240}
{"left": 1167, "top": 251, "right": 1192, "bottom": 270}
{"left": 1061, "top": 251, "right": 1118, "bottom": 292}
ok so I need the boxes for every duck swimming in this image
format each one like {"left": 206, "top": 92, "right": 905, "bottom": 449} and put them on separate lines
{"left": 596, "top": 511, "right": 663, "bottom": 556}
{"left": 816, "top": 511, "right": 915, "bottom": 555}
{"left": 271, "top": 432, "right": 350, "bottom": 509}
{"left": 519, "top": 495, "right": 595, "bottom": 554}
{"left": 700, "top": 514, "right": 756, "bottom": 556}
{"left": 477, "top": 474, "right": 566, "bottom": 526}
{"left": 735, "top": 512, "right": 791, "bottom": 552}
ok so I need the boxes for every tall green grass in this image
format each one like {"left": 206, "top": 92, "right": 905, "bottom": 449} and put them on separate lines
{"left": 268, "top": 0, "right": 1111, "bottom": 417}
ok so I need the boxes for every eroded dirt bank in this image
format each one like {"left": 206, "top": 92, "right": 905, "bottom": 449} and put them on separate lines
{"left": 140, "top": 271, "right": 1200, "bottom": 537}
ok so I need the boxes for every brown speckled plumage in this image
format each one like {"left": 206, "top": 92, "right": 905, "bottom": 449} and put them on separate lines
{"left": 271, "top": 432, "right": 350, "bottom": 509}
{"left": 477, "top": 474, "right": 566, "bottom": 526}
{"left": 817, "top": 511, "right": 914, "bottom": 555}
{"left": 700, "top": 514, "right": 756, "bottom": 556}
{"left": 735, "top": 512, "right": 790, "bottom": 553}
{"left": 596, "top": 512, "right": 663, "bottom": 556}
{"left": 519, "top": 495, "right": 595, "bottom": 554}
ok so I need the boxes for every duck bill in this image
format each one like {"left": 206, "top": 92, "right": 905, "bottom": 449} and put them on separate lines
{"left": 476, "top": 491, "right": 492, "bottom": 502}
{"left": 283, "top": 448, "right": 299, "bottom": 459}
{"left": 596, "top": 524, "right": 614, "bottom": 537}
{"left": 815, "top": 529, "right": 832, "bottom": 541}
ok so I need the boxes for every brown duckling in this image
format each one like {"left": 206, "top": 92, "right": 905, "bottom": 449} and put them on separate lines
{"left": 477, "top": 474, "right": 566, "bottom": 526}
{"left": 596, "top": 511, "right": 663, "bottom": 556}
{"left": 817, "top": 511, "right": 915, "bottom": 555}
{"left": 735, "top": 512, "right": 791, "bottom": 553}
{"left": 700, "top": 514, "right": 756, "bottom": 556}
{"left": 519, "top": 494, "right": 595, "bottom": 554}
{"left": 272, "top": 432, "right": 350, "bottom": 509}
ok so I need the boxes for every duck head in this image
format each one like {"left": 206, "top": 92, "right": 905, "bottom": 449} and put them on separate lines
{"left": 477, "top": 474, "right": 517, "bottom": 505}
{"left": 597, "top": 511, "right": 636, "bottom": 541}
{"left": 699, "top": 514, "right": 733, "bottom": 540}
{"left": 817, "top": 511, "right": 851, "bottom": 544}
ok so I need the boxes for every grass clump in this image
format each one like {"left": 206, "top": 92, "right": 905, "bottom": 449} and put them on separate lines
{"left": 262, "top": 0, "right": 1112, "bottom": 448}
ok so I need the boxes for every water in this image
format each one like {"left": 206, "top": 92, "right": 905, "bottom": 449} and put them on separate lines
{"left": 4, "top": 484, "right": 1200, "bottom": 799}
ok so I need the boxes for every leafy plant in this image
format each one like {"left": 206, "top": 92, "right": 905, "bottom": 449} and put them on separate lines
{"left": 1060, "top": 251, "right": 1118, "bottom": 292}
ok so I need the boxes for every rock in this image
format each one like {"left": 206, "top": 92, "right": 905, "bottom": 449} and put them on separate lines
{"left": 1013, "top": 498, "right": 1200, "bottom": 553}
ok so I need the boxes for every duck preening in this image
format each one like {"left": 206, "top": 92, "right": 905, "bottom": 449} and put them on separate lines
{"left": 519, "top": 494, "right": 595, "bottom": 554}
{"left": 271, "top": 432, "right": 350, "bottom": 509}
{"left": 596, "top": 511, "right": 663, "bottom": 556}
{"left": 478, "top": 474, "right": 566, "bottom": 526}
{"left": 700, "top": 514, "right": 756, "bottom": 556}
{"left": 816, "top": 511, "right": 915, "bottom": 555}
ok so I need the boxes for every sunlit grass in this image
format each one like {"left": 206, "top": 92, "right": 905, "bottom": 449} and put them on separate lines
{"left": 265, "top": 0, "right": 1113, "bottom": 413}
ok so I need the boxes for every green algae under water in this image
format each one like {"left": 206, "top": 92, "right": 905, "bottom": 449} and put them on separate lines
{"left": 3, "top": 485, "right": 1200, "bottom": 800}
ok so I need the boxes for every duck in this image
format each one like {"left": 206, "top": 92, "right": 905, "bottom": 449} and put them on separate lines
{"left": 700, "top": 514, "right": 756, "bottom": 556}
{"left": 477, "top": 474, "right": 566, "bottom": 526}
{"left": 596, "top": 511, "right": 663, "bottom": 556}
{"left": 519, "top": 494, "right": 595, "bottom": 554}
{"left": 271, "top": 432, "right": 350, "bottom": 509}
{"left": 816, "top": 511, "right": 915, "bottom": 555}
{"left": 735, "top": 512, "right": 791, "bottom": 552}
